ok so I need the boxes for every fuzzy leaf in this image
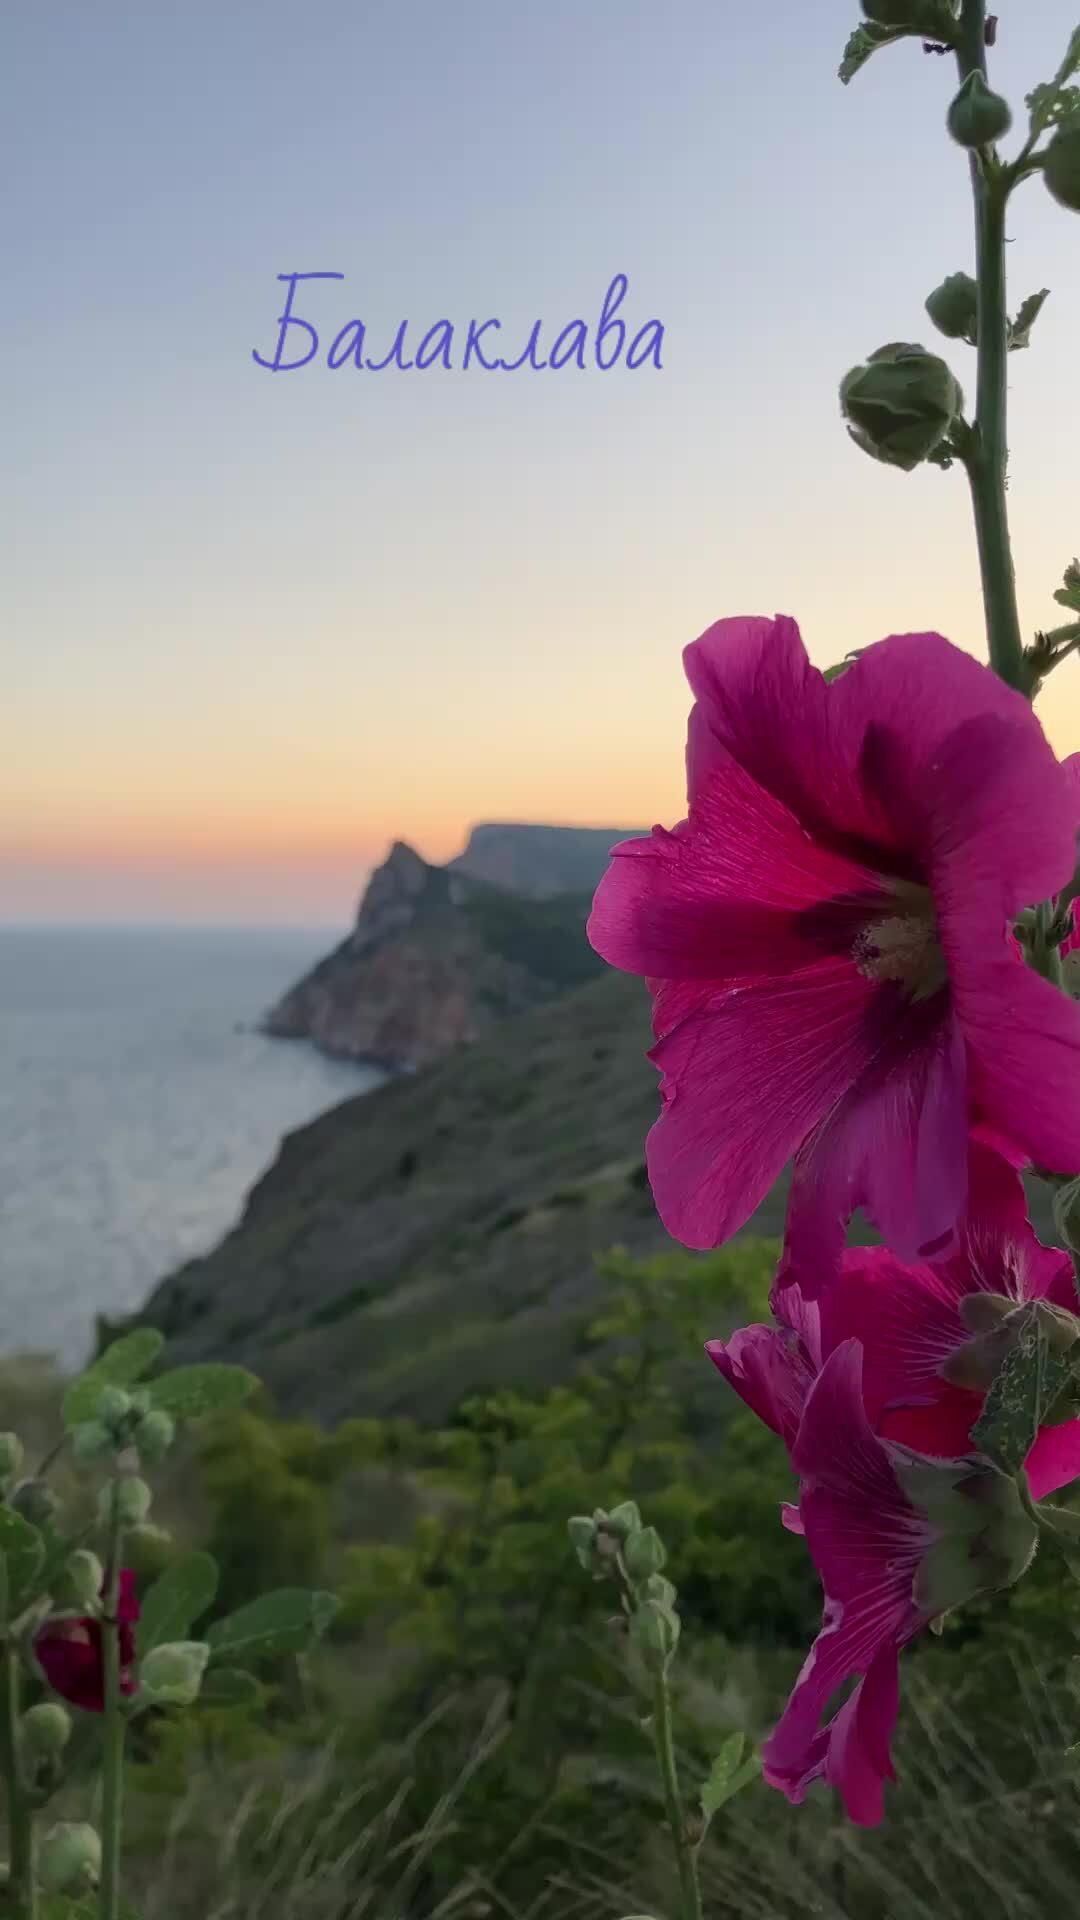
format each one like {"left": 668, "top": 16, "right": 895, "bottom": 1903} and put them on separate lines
{"left": 1027, "top": 28, "right": 1080, "bottom": 133}
{"left": 971, "top": 1306, "right": 1073, "bottom": 1474}
{"left": 147, "top": 1365, "right": 258, "bottom": 1420}
{"left": 198, "top": 1666, "right": 263, "bottom": 1708}
{"left": 206, "top": 1588, "right": 339, "bottom": 1664}
{"left": 700, "top": 1732, "right": 761, "bottom": 1827}
{"left": 0, "top": 1507, "right": 45, "bottom": 1617}
{"left": 138, "top": 1551, "right": 219, "bottom": 1658}
{"left": 1008, "top": 289, "right": 1051, "bottom": 352}
{"left": 62, "top": 1329, "right": 164, "bottom": 1428}
{"left": 839, "top": 22, "right": 905, "bottom": 84}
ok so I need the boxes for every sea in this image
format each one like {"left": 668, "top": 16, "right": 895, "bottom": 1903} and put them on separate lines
{"left": 0, "top": 927, "right": 382, "bottom": 1370}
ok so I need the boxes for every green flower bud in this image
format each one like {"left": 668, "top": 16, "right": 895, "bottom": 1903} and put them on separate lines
{"left": 97, "top": 1387, "right": 133, "bottom": 1426}
{"left": 925, "top": 272, "right": 978, "bottom": 343}
{"left": 11, "top": 1479, "right": 59, "bottom": 1528}
{"left": 568, "top": 1515, "right": 598, "bottom": 1569}
{"left": 947, "top": 71, "right": 1012, "bottom": 149}
{"left": 641, "top": 1573, "right": 678, "bottom": 1610}
{"left": 71, "top": 1419, "right": 115, "bottom": 1462}
{"left": 634, "top": 1599, "right": 680, "bottom": 1669}
{"left": 38, "top": 1822, "right": 101, "bottom": 1895}
{"left": 53, "top": 1547, "right": 105, "bottom": 1611}
{"left": 133, "top": 1409, "right": 175, "bottom": 1464}
{"left": 840, "top": 343, "right": 963, "bottom": 472}
{"left": 98, "top": 1476, "right": 151, "bottom": 1528}
{"left": 0, "top": 1433, "right": 23, "bottom": 1483}
{"left": 1044, "top": 122, "right": 1080, "bottom": 213}
{"left": 600, "top": 1500, "right": 642, "bottom": 1541}
{"left": 622, "top": 1526, "right": 667, "bottom": 1581}
{"left": 140, "top": 1640, "right": 210, "bottom": 1707}
{"left": 128, "top": 1389, "right": 153, "bottom": 1417}
{"left": 861, "top": 0, "right": 960, "bottom": 29}
{"left": 20, "top": 1702, "right": 72, "bottom": 1759}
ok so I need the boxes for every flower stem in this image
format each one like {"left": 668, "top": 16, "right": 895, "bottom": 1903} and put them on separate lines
{"left": 2, "top": 1641, "right": 37, "bottom": 1920}
{"left": 99, "top": 1490, "right": 125, "bottom": 1920}
{"left": 955, "top": 0, "right": 1028, "bottom": 695}
{"left": 649, "top": 1666, "right": 702, "bottom": 1920}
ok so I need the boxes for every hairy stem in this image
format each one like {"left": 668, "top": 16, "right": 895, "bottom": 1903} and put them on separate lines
{"left": 650, "top": 1667, "right": 702, "bottom": 1920}
{"left": 99, "top": 1491, "right": 125, "bottom": 1920}
{"left": 2, "top": 1642, "right": 37, "bottom": 1920}
{"left": 955, "top": 0, "right": 1027, "bottom": 693}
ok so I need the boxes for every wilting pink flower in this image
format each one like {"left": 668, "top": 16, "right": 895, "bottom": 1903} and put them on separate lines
{"left": 35, "top": 1570, "right": 139, "bottom": 1712}
{"left": 588, "top": 617, "right": 1080, "bottom": 1285}
{"left": 761, "top": 1341, "right": 1036, "bottom": 1825}
{"left": 708, "top": 1141, "right": 1080, "bottom": 1498}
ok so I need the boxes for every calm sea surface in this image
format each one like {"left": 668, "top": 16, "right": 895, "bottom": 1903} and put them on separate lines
{"left": 0, "top": 927, "right": 380, "bottom": 1368}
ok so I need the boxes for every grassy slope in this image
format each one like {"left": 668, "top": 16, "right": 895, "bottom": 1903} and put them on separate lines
{"left": 136, "top": 971, "right": 788, "bottom": 1422}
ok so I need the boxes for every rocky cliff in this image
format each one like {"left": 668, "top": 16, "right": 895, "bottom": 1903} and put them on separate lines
{"left": 451, "top": 823, "right": 645, "bottom": 897}
{"left": 261, "top": 839, "right": 609, "bottom": 1069}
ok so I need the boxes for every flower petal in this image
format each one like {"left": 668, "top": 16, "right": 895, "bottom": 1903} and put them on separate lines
{"left": 646, "top": 961, "right": 881, "bottom": 1250}
{"left": 587, "top": 757, "right": 885, "bottom": 983}
{"left": 959, "top": 955, "right": 1080, "bottom": 1175}
{"left": 1026, "top": 1420, "right": 1080, "bottom": 1502}
{"left": 782, "top": 1002, "right": 968, "bottom": 1287}
{"left": 705, "top": 1324, "right": 814, "bottom": 1452}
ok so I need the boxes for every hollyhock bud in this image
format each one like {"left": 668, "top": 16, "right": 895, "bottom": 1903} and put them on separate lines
{"left": 11, "top": 1479, "right": 59, "bottom": 1527}
{"left": 623, "top": 1526, "right": 667, "bottom": 1580}
{"left": 97, "top": 1388, "right": 132, "bottom": 1426}
{"left": 925, "top": 272, "right": 978, "bottom": 342}
{"left": 72, "top": 1419, "right": 114, "bottom": 1462}
{"left": 0, "top": 1433, "right": 23, "bottom": 1484}
{"left": 568, "top": 1514, "right": 600, "bottom": 1570}
{"left": 134, "top": 1409, "right": 175, "bottom": 1464}
{"left": 947, "top": 72, "right": 1012, "bottom": 149}
{"left": 124, "top": 1522, "right": 173, "bottom": 1577}
{"left": 53, "top": 1549, "right": 105, "bottom": 1612}
{"left": 38, "top": 1822, "right": 101, "bottom": 1894}
{"left": 99, "top": 1476, "right": 151, "bottom": 1528}
{"left": 840, "top": 344, "right": 963, "bottom": 471}
{"left": 634, "top": 1598, "right": 680, "bottom": 1669}
{"left": 19, "top": 1701, "right": 72, "bottom": 1760}
{"left": 599, "top": 1500, "right": 642, "bottom": 1540}
{"left": 140, "top": 1640, "right": 210, "bottom": 1707}
{"left": 1044, "top": 122, "right": 1080, "bottom": 213}
{"left": 860, "top": 0, "right": 956, "bottom": 27}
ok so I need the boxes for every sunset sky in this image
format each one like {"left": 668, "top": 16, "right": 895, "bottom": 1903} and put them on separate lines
{"left": 6, "top": 0, "right": 1080, "bottom": 926}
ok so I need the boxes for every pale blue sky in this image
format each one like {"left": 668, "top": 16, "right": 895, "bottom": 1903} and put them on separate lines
{"left": 4, "top": 1, "right": 1079, "bottom": 922}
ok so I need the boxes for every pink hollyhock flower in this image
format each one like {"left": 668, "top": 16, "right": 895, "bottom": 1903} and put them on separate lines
{"left": 35, "top": 1569, "right": 139, "bottom": 1712}
{"left": 587, "top": 616, "right": 1080, "bottom": 1285}
{"left": 761, "top": 1340, "right": 1037, "bottom": 1825}
{"left": 708, "top": 1142, "right": 1080, "bottom": 1499}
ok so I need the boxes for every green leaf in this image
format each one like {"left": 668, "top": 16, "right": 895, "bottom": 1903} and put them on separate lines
{"left": 147, "top": 1365, "right": 258, "bottom": 1420}
{"left": 138, "top": 1551, "right": 219, "bottom": 1658}
{"left": 1008, "top": 289, "right": 1051, "bottom": 352}
{"left": 0, "top": 1506, "right": 45, "bottom": 1616}
{"left": 1027, "top": 28, "right": 1080, "bottom": 133}
{"left": 839, "top": 22, "right": 905, "bottom": 84}
{"left": 198, "top": 1666, "right": 263, "bottom": 1708}
{"left": 206, "top": 1588, "right": 339, "bottom": 1665}
{"left": 700, "top": 1733, "right": 761, "bottom": 1829}
{"left": 971, "top": 1305, "right": 1073, "bottom": 1474}
{"left": 62, "top": 1329, "right": 164, "bottom": 1428}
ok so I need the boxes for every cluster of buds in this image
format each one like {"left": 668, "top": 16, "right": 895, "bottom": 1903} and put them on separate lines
{"left": 568, "top": 1505, "right": 681, "bottom": 1673}
{"left": 71, "top": 1386, "right": 175, "bottom": 1469}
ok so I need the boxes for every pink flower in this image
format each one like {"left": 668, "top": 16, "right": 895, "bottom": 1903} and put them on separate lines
{"left": 708, "top": 1142, "right": 1080, "bottom": 1498}
{"left": 588, "top": 616, "right": 1080, "bottom": 1285}
{"left": 761, "top": 1341, "right": 1036, "bottom": 1825}
{"left": 35, "top": 1570, "right": 139, "bottom": 1713}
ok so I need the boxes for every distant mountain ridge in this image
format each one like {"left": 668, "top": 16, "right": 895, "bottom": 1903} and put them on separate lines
{"left": 451, "top": 822, "right": 645, "bottom": 897}
{"left": 261, "top": 824, "right": 644, "bottom": 1070}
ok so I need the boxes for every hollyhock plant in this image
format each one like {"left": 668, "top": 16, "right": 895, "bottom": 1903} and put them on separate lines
{"left": 35, "top": 1570, "right": 139, "bottom": 1713}
{"left": 588, "top": 616, "right": 1080, "bottom": 1286}
{"left": 760, "top": 1340, "right": 1038, "bottom": 1826}
{"left": 708, "top": 1140, "right": 1080, "bottom": 1499}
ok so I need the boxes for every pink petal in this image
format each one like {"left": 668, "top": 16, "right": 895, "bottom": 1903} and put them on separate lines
{"left": 1026, "top": 1420, "right": 1080, "bottom": 1501}
{"left": 587, "top": 757, "right": 885, "bottom": 983}
{"left": 646, "top": 960, "right": 882, "bottom": 1250}
{"left": 782, "top": 1003, "right": 967, "bottom": 1287}
{"left": 824, "top": 1641, "right": 901, "bottom": 1827}
{"left": 959, "top": 954, "right": 1080, "bottom": 1175}
{"left": 705, "top": 1324, "right": 814, "bottom": 1452}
